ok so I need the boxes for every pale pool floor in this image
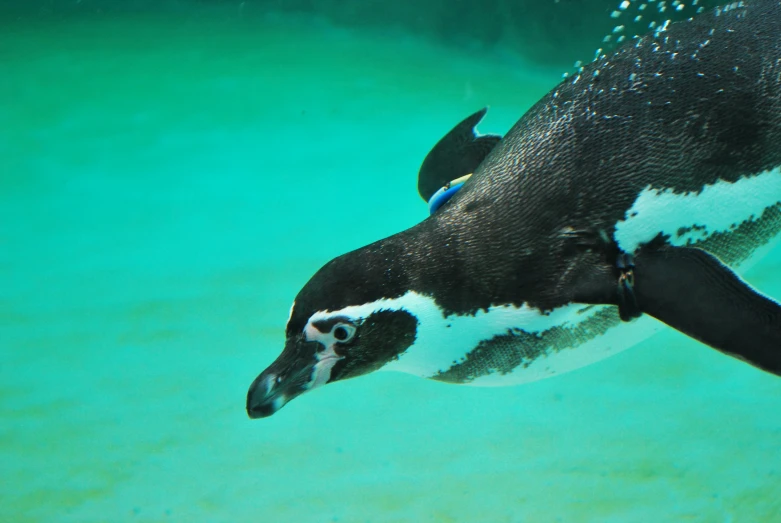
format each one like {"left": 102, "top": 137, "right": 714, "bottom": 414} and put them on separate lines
{"left": 2, "top": 9, "right": 781, "bottom": 523}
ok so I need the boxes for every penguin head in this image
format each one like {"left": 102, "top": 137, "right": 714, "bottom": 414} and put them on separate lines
{"left": 246, "top": 248, "right": 419, "bottom": 418}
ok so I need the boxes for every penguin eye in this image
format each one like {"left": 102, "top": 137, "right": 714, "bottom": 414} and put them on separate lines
{"left": 332, "top": 323, "right": 355, "bottom": 343}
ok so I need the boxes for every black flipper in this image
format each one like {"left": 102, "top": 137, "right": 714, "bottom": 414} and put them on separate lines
{"left": 632, "top": 245, "right": 781, "bottom": 376}
{"left": 417, "top": 108, "right": 502, "bottom": 202}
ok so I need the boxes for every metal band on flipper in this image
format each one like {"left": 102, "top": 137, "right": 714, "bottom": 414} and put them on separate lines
{"left": 616, "top": 252, "right": 641, "bottom": 321}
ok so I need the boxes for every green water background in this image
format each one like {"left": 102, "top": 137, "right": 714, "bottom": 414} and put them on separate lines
{"left": 2, "top": 2, "right": 781, "bottom": 522}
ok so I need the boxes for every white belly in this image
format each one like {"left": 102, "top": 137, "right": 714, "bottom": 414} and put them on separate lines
{"left": 378, "top": 294, "right": 660, "bottom": 387}
{"left": 465, "top": 311, "right": 662, "bottom": 387}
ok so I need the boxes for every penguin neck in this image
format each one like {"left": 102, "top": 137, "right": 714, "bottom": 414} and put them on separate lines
{"left": 334, "top": 222, "right": 446, "bottom": 306}
{"left": 381, "top": 216, "right": 553, "bottom": 316}
{"left": 364, "top": 218, "right": 507, "bottom": 316}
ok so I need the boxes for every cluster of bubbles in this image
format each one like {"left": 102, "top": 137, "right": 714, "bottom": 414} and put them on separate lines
{"left": 563, "top": 0, "right": 730, "bottom": 78}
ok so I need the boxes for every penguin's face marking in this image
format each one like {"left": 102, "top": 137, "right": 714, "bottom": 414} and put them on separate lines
{"left": 246, "top": 305, "right": 418, "bottom": 418}
{"left": 309, "top": 309, "right": 419, "bottom": 382}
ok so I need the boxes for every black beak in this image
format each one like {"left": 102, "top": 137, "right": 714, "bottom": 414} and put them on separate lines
{"left": 246, "top": 372, "right": 286, "bottom": 419}
{"left": 246, "top": 338, "right": 320, "bottom": 419}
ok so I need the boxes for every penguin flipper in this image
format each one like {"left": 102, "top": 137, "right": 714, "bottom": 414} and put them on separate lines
{"left": 417, "top": 107, "right": 501, "bottom": 202}
{"left": 631, "top": 246, "right": 781, "bottom": 376}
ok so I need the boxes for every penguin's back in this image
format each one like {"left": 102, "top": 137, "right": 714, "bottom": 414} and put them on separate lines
{"left": 453, "top": 0, "right": 781, "bottom": 245}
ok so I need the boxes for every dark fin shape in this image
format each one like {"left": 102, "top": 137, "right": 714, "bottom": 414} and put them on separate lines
{"left": 417, "top": 107, "right": 502, "bottom": 202}
{"left": 632, "top": 246, "right": 781, "bottom": 376}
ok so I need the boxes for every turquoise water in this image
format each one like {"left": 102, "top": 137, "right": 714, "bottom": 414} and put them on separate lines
{"left": 3, "top": 6, "right": 781, "bottom": 523}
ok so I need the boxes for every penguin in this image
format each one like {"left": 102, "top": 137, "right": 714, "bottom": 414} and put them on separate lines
{"left": 247, "top": 0, "right": 781, "bottom": 419}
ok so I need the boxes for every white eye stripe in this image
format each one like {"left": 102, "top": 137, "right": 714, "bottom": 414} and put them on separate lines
{"left": 286, "top": 300, "right": 296, "bottom": 324}
{"left": 304, "top": 321, "right": 356, "bottom": 348}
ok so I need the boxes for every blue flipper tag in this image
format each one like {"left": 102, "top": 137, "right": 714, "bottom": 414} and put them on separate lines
{"left": 427, "top": 174, "right": 473, "bottom": 215}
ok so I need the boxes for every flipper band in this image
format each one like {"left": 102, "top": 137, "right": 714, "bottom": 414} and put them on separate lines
{"left": 428, "top": 174, "right": 473, "bottom": 215}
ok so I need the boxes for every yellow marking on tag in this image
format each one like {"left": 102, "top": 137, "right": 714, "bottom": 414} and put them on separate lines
{"left": 444, "top": 173, "right": 473, "bottom": 190}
